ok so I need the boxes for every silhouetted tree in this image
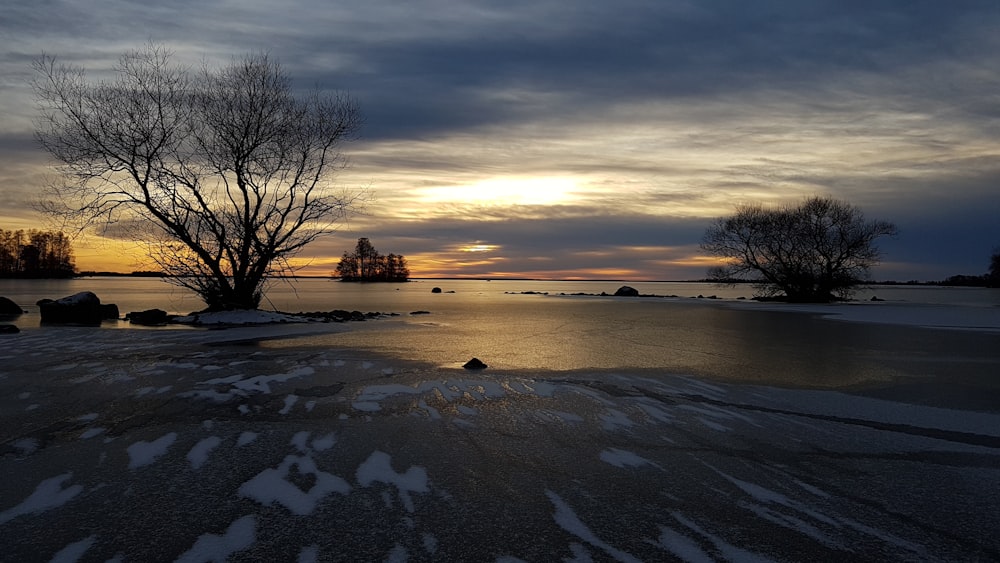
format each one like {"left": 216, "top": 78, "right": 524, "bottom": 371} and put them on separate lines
{"left": 336, "top": 238, "right": 409, "bottom": 282}
{"left": 33, "top": 44, "right": 362, "bottom": 310}
{"left": 701, "top": 196, "right": 897, "bottom": 302}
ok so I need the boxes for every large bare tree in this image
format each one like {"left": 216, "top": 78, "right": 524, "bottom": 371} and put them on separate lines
{"left": 32, "top": 45, "right": 362, "bottom": 310}
{"left": 701, "top": 196, "right": 897, "bottom": 302}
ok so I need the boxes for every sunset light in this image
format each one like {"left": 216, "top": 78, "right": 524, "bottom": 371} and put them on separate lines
{"left": 2, "top": 5, "right": 998, "bottom": 559}
{"left": 418, "top": 177, "right": 578, "bottom": 208}
{"left": 2, "top": 2, "right": 998, "bottom": 282}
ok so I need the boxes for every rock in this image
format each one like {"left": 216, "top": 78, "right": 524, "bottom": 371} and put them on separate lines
{"left": 0, "top": 296, "right": 24, "bottom": 316}
{"left": 38, "top": 291, "right": 106, "bottom": 325}
{"left": 101, "top": 303, "right": 120, "bottom": 320}
{"left": 613, "top": 286, "right": 639, "bottom": 297}
{"left": 127, "top": 309, "right": 170, "bottom": 326}
{"left": 463, "top": 357, "right": 488, "bottom": 370}
{"left": 410, "top": 310, "right": 431, "bottom": 315}
{"left": 0, "top": 324, "right": 19, "bottom": 334}
{"left": 870, "top": 296, "right": 884, "bottom": 302}
{"left": 431, "top": 287, "right": 442, "bottom": 293}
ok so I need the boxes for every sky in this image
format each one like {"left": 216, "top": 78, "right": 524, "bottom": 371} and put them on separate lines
{"left": 1, "top": 0, "right": 999, "bottom": 281}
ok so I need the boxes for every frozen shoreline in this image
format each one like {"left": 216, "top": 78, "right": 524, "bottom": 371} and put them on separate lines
{"left": 2, "top": 302, "right": 999, "bottom": 561}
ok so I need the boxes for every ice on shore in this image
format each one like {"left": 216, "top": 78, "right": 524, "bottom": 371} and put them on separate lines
{"left": 179, "top": 310, "right": 305, "bottom": 325}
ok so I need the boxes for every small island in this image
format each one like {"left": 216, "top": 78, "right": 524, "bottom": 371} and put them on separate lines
{"left": 335, "top": 237, "right": 410, "bottom": 282}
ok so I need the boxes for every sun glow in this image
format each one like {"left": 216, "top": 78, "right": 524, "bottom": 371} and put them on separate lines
{"left": 419, "top": 176, "right": 578, "bottom": 207}
{"left": 460, "top": 243, "right": 498, "bottom": 253}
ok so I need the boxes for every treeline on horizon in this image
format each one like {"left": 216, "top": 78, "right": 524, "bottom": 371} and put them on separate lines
{"left": 0, "top": 228, "right": 75, "bottom": 278}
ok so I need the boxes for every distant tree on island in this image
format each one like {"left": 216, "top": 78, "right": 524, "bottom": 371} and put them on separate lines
{"left": 32, "top": 44, "right": 362, "bottom": 310}
{"left": 336, "top": 238, "right": 410, "bottom": 282}
{"left": 701, "top": 196, "right": 897, "bottom": 302}
{"left": 0, "top": 229, "right": 75, "bottom": 278}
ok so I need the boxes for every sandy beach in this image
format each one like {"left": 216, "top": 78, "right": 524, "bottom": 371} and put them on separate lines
{"left": 2, "top": 300, "right": 1000, "bottom": 561}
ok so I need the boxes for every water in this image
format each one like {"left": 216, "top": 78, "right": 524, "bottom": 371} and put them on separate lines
{"left": 3, "top": 277, "right": 998, "bottom": 395}
{"left": 2, "top": 277, "right": 997, "bottom": 316}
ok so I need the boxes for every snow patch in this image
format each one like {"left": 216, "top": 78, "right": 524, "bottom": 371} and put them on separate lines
{"left": 188, "top": 436, "right": 222, "bottom": 470}
{"left": 12, "top": 438, "right": 38, "bottom": 455}
{"left": 599, "top": 408, "right": 635, "bottom": 431}
{"left": 356, "top": 451, "right": 429, "bottom": 513}
{"left": 239, "top": 455, "right": 350, "bottom": 515}
{"left": 127, "top": 432, "right": 177, "bottom": 470}
{"left": 311, "top": 433, "right": 336, "bottom": 451}
{"left": 0, "top": 472, "right": 82, "bottom": 525}
{"left": 80, "top": 427, "right": 105, "bottom": 440}
{"left": 599, "top": 448, "right": 656, "bottom": 469}
{"left": 545, "top": 490, "right": 641, "bottom": 563}
{"left": 298, "top": 545, "right": 319, "bottom": 563}
{"left": 280, "top": 394, "right": 299, "bottom": 414}
{"left": 236, "top": 432, "right": 258, "bottom": 447}
{"left": 385, "top": 544, "right": 408, "bottom": 563}
{"left": 657, "top": 526, "right": 714, "bottom": 563}
{"left": 49, "top": 535, "right": 96, "bottom": 563}
{"left": 175, "top": 515, "right": 256, "bottom": 563}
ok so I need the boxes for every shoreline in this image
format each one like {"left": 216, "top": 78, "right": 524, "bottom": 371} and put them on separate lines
{"left": 3, "top": 301, "right": 1000, "bottom": 560}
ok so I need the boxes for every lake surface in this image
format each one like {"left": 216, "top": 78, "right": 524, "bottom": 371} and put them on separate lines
{"left": 3, "top": 277, "right": 998, "bottom": 315}
{"left": 3, "top": 278, "right": 998, "bottom": 406}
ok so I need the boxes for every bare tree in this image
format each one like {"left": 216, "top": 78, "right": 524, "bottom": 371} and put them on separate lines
{"left": 32, "top": 44, "right": 362, "bottom": 310}
{"left": 701, "top": 196, "right": 897, "bottom": 302}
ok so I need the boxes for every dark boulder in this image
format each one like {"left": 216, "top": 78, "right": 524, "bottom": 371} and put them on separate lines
{"left": 127, "top": 309, "right": 170, "bottom": 326}
{"left": 431, "top": 287, "right": 442, "bottom": 294}
{"left": 0, "top": 324, "right": 19, "bottom": 334}
{"left": 101, "top": 303, "right": 120, "bottom": 320}
{"left": 0, "top": 296, "right": 24, "bottom": 316}
{"left": 463, "top": 358, "right": 488, "bottom": 370}
{"left": 38, "top": 291, "right": 107, "bottom": 325}
{"left": 410, "top": 310, "right": 431, "bottom": 315}
{"left": 613, "top": 286, "right": 639, "bottom": 297}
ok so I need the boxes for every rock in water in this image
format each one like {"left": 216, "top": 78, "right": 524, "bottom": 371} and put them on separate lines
{"left": 38, "top": 291, "right": 106, "bottom": 325}
{"left": 0, "top": 296, "right": 24, "bottom": 316}
{"left": 101, "top": 303, "right": 120, "bottom": 320}
{"left": 613, "top": 286, "right": 639, "bottom": 297}
{"left": 127, "top": 309, "right": 169, "bottom": 326}
{"left": 463, "top": 358, "right": 488, "bottom": 370}
{"left": 0, "top": 324, "right": 19, "bottom": 334}
{"left": 431, "top": 287, "right": 443, "bottom": 293}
